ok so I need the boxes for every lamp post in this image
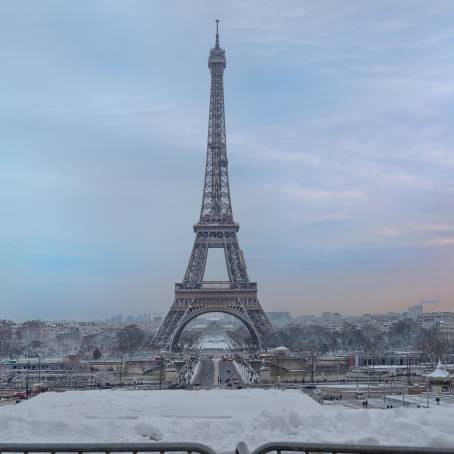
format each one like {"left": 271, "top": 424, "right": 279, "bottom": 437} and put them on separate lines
{"left": 310, "top": 351, "right": 315, "bottom": 383}
{"left": 38, "top": 356, "right": 41, "bottom": 383}
{"left": 407, "top": 351, "right": 411, "bottom": 386}
{"left": 159, "top": 357, "right": 164, "bottom": 390}
{"left": 426, "top": 377, "right": 430, "bottom": 408}
{"left": 119, "top": 356, "right": 124, "bottom": 387}
{"left": 276, "top": 351, "right": 280, "bottom": 386}
{"left": 25, "top": 360, "right": 30, "bottom": 398}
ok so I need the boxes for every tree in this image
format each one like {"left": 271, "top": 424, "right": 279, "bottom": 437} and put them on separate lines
{"left": 116, "top": 324, "right": 145, "bottom": 354}
{"left": 387, "top": 320, "right": 425, "bottom": 349}
{"left": 338, "top": 323, "right": 368, "bottom": 352}
{"left": 417, "top": 327, "right": 449, "bottom": 366}
{"left": 0, "top": 320, "right": 19, "bottom": 358}
{"left": 92, "top": 347, "right": 102, "bottom": 360}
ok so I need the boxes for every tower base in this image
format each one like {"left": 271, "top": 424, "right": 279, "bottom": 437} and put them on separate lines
{"left": 153, "top": 284, "right": 271, "bottom": 351}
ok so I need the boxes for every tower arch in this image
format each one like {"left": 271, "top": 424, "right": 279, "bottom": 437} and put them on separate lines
{"left": 170, "top": 308, "right": 261, "bottom": 351}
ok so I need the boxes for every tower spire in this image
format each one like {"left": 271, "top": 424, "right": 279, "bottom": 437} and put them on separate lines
{"left": 215, "top": 19, "right": 220, "bottom": 48}
{"left": 215, "top": 19, "right": 219, "bottom": 49}
{"left": 216, "top": 19, "right": 219, "bottom": 49}
{"left": 203, "top": 18, "right": 229, "bottom": 224}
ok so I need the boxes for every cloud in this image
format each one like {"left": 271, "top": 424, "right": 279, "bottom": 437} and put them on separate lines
{"left": 280, "top": 185, "right": 366, "bottom": 205}
{"left": 418, "top": 147, "right": 454, "bottom": 169}
{"left": 1, "top": 1, "right": 454, "bottom": 318}
{"left": 376, "top": 224, "right": 454, "bottom": 238}
{"left": 426, "top": 238, "right": 454, "bottom": 246}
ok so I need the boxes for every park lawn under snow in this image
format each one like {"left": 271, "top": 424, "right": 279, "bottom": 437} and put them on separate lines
{"left": 0, "top": 389, "right": 453, "bottom": 451}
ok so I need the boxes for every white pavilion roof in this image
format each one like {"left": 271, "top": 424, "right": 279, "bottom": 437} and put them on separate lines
{"left": 427, "top": 360, "right": 450, "bottom": 378}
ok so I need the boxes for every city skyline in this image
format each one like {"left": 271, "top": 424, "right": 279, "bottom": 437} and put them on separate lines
{"left": 1, "top": 1, "right": 454, "bottom": 320}
{"left": 2, "top": 302, "right": 443, "bottom": 324}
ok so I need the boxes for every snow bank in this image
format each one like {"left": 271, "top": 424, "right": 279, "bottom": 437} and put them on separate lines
{"left": 233, "top": 360, "right": 259, "bottom": 384}
{"left": 0, "top": 389, "right": 453, "bottom": 451}
{"left": 190, "top": 361, "right": 201, "bottom": 384}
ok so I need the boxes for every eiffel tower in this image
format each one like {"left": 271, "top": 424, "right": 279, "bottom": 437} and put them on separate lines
{"left": 153, "top": 21, "right": 272, "bottom": 351}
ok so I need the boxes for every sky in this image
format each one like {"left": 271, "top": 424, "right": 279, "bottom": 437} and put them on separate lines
{"left": 1, "top": 0, "right": 454, "bottom": 321}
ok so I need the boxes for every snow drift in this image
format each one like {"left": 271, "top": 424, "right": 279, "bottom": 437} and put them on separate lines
{"left": 0, "top": 389, "right": 453, "bottom": 452}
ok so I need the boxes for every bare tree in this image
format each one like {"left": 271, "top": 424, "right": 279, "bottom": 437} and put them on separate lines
{"left": 116, "top": 324, "right": 145, "bottom": 354}
{"left": 417, "top": 327, "right": 450, "bottom": 366}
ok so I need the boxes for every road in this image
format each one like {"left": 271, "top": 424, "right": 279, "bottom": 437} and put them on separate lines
{"left": 196, "top": 359, "right": 215, "bottom": 386}
{"left": 195, "top": 359, "right": 243, "bottom": 388}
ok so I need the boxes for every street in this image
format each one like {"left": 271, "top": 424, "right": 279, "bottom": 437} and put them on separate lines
{"left": 195, "top": 359, "right": 243, "bottom": 388}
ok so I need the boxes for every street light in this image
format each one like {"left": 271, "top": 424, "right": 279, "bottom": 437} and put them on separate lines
{"left": 38, "top": 356, "right": 41, "bottom": 383}
{"left": 406, "top": 351, "right": 411, "bottom": 386}
{"left": 426, "top": 377, "right": 430, "bottom": 408}
{"left": 25, "top": 360, "right": 30, "bottom": 399}
{"left": 159, "top": 357, "right": 164, "bottom": 390}
{"left": 119, "top": 356, "right": 125, "bottom": 387}
{"left": 310, "top": 351, "right": 315, "bottom": 383}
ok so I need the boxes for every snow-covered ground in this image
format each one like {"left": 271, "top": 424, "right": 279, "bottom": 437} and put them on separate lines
{"left": 1, "top": 389, "right": 454, "bottom": 451}
{"left": 194, "top": 334, "right": 236, "bottom": 351}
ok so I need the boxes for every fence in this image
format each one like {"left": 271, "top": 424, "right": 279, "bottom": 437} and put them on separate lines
{"left": 236, "top": 441, "right": 454, "bottom": 454}
{"left": 0, "top": 443, "right": 215, "bottom": 454}
{"left": 0, "top": 442, "right": 453, "bottom": 454}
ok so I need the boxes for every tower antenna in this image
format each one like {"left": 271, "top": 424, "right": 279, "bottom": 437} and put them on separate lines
{"left": 215, "top": 19, "right": 220, "bottom": 48}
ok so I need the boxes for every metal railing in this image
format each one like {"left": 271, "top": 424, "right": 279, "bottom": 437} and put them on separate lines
{"left": 0, "top": 442, "right": 453, "bottom": 454}
{"left": 235, "top": 442, "right": 454, "bottom": 454}
{"left": 199, "top": 281, "right": 232, "bottom": 289}
{"left": 0, "top": 443, "right": 216, "bottom": 454}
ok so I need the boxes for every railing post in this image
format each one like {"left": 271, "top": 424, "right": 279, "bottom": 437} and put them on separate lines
{"left": 236, "top": 441, "right": 250, "bottom": 454}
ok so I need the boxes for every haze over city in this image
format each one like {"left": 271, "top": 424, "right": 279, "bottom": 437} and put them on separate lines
{"left": 1, "top": 1, "right": 454, "bottom": 320}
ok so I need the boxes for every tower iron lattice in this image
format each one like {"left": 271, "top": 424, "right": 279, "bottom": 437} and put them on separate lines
{"left": 153, "top": 21, "right": 272, "bottom": 351}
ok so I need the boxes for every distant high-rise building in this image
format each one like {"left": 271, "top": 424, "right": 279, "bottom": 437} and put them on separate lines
{"left": 322, "top": 312, "right": 332, "bottom": 320}
{"left": 407, "top": 304, "right": 423, "bottom": 319}
{"left": 108, "top": 315, "right": 124, "bottom": 324}
{"left": 266, "top": 311, "right": 293, "bottom": 328}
